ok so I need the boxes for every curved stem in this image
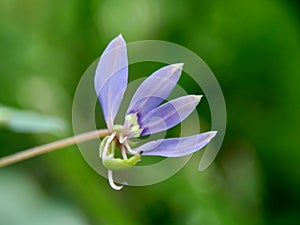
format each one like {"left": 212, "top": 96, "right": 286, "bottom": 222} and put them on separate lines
{"left": 0, "top": 129, "right": 110, "bottom": 168}
{"left": 108, "top": 170, "right": 125, "bottom": 190}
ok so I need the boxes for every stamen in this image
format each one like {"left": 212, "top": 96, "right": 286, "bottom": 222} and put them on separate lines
{"left": 102, "top": 133, "right": 116, "bottom": 159}
{"left": 108, "top": 170, "right": 125, "bottom": 190}
{"left": 124, "top": 141, "right": 138, "bottom": 155}
{"left": 119, "top": 134, "right": 128, "bottom": 144}
{"left": 120, "top": 145, "right": 128, "bottom": 160}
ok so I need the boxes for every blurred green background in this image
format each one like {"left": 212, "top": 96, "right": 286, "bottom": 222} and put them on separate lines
{"left": 0, "top": 0, "right": 300, "bottom": 224}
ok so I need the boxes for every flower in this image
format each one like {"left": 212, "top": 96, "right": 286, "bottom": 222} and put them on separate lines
{"left": 94, "top": 34, "right": 217, "bottom": 190}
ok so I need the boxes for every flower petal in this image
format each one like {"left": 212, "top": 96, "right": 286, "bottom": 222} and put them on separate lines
{"left": 126, "top": 63, "right": 183, "bottom": 118}
{"left": 140, "top": 95, "right": 202, "bottom": 136}
{"left": 135, "top": 131, "right": 217, "bottom": 157}
{"left": 94, "top": 34, "right": 128, "bottom": 130}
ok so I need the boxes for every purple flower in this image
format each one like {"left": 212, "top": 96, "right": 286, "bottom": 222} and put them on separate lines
{"left": 95, "top": 34, "right": 217, "bottom": 190}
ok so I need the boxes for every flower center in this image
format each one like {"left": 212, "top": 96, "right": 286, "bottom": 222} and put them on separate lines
{"left": 99, "top": 113, "right": 144, "bottom": 190}
{"left": 99, "top": 131, "right": 141, "bottom": 190}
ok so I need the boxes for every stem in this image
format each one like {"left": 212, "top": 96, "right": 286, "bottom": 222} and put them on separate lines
{"left": 0, "top": 129, "right": 110, "bottom": 168}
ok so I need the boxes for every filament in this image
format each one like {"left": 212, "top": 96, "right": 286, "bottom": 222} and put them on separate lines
{"left": 102, "top": 132, "right": 116, "bottom": 159}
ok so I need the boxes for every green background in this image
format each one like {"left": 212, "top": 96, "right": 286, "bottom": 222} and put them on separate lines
{"left": 0, "top": 0, "right": 299, "bottom": 224}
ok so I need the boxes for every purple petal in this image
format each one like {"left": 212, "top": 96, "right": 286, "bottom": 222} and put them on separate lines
{"left": 126, "top": 63, "right": 183, "bottom": 118}
{"left": 140, "top": 95, "right": 202, "bottom": 136}
{"left": 135, "top": 131, "right": 217, "bottom": 157}
{"left": 94, "top": 34, "right": 128, "bottom": 130}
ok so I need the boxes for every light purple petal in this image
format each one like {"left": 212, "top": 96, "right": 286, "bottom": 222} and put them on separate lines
{"left": 126, "top": 63, "right": 183, "bottom": 118}
{"left": 94, "top": 34, "right": 128, "bottom": 130}
{"left": 135, "top": 131, "right": 217, "bottom": 157}
{"left": 140, "top": 95, "right": 202, "bottom": 136}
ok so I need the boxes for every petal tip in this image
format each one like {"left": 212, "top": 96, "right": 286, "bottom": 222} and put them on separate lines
{"left": 172, "top": 63, "right": 184, "bottom": 70}
{"left": 209, "top": 131, "right": 218, "bottom": 139}
{"left": 111, "top": 34, "right": 126, "bottom": 47}
{"left": 166, "top": 63, "right": 184, "bottom": 77}
{"left": 117, "top": 33, "right": 124, "bottom": 40}
{"left": 194, "top": 95, "right": 203, "bottom": 102}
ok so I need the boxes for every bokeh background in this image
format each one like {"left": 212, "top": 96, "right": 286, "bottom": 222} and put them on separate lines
{"left": 1, "top": 0, "right": 299, "bottom": 224}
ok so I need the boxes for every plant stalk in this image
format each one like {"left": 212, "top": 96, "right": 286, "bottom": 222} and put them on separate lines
{"left": 0, "top": 129, "right": 109, "bottom": 168}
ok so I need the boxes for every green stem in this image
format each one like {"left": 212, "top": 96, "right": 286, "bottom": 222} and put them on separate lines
{"left": 0, "top": 129, "right": 110, "bottom": 168}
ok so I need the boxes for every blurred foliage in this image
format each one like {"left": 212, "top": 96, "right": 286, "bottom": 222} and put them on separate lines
{"left": 0, "top": 104, "right": 67, "bottom": 134}
{"left": 0, "top": 170, "right": 87, "bottom": 225}
{"left": 0, "top": 0, "right": 300, "bottom": 225}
